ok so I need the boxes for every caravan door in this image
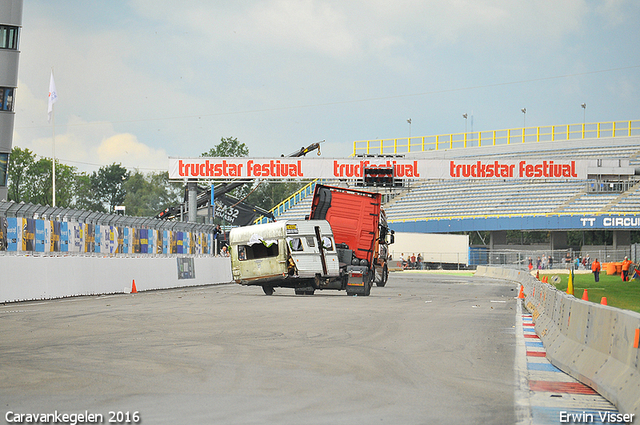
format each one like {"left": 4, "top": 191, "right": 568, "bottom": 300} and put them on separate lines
{"left": 286, "top": 220, "right": 340, "bottom": 279}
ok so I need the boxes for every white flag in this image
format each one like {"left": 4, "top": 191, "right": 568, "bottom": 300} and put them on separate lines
{"left": 48, "top": 71, "right": 58, "bottom": 122}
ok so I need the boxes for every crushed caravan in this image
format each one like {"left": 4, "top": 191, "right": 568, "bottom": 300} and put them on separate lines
{"left": 230, "top": 219, "right": 341, "bottom": 295}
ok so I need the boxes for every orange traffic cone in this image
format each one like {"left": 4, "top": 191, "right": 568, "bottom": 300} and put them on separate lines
{"left": 518, "top": 285, "right": 525, "bottom": 299}
{"left": 131, "top": 279, "right": 138, "bottom": 294}
{"left": 581, "top": 289, "right": 588, "bottom": 301}
{"left": 600, "top": 297, "right": 607, "bottom": 305}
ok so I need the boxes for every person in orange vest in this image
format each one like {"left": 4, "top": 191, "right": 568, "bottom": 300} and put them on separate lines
{"left": 621, "top": 256, "right": 632, "bottom": 281}
{"left": 591, "top": 258, "right": 601, "bottom": 283}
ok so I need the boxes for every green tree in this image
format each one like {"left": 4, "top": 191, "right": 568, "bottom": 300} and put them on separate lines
{"left": 28, "top": 157, "right": 54, "bottom": 207}
{"left": 201, "top": 136, "right": 248, "bottom": 158}
{"left": 123, "top": 171, "right": 182, "bottom": 217}
{"left": 7, "top": 147, "right": 76, "bottom": 207}
{"left": 7, "top": 146, "right": 35, "bottom": 203}
{"left": 93, "top": 163, "right": 129, "bottom": 213}
{"left": 201, "top": 137, "right": 251, "bottom": 200}
{"left": 244, "top": 180, "right": 307, "bottom": 211}
{"left": 74, "top": 172, "right": 106, "bottom": 212}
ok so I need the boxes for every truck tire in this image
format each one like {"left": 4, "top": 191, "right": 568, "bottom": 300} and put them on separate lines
{"left": 295, "top": 287, "right": 315, "bottom": 296}
{"left": 375, "top": 264, "right": 389, "bottom": 287}
{"left": 363, "top": 272, "right": 372, "bottom": 296}
{"left": 262, "top": 285, "right": 274, "bottom": 295}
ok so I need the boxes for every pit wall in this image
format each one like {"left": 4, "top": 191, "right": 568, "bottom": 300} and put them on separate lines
{"left": 0, "top": 255, "right": 233, "bottom": 303}
{"left": 475, "top": 266, "right": 640, "bottom": 416}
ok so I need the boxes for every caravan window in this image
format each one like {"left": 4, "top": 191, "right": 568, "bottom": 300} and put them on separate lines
{"left": 288, "top": 238, "right": 303, "bottom": 252}
{"left": 237, "top": 242, "right": 279, "bottom": 261}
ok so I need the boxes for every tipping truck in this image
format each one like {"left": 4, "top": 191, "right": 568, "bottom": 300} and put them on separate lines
{"left": 229, "top": 184, "right": 394, "bottom": 296}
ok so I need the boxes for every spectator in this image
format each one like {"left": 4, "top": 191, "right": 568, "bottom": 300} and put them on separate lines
{"left": 410, "top": 253, "right": 417, "bottom": 269}
{"left": 591, "top": 258, "right": 601, "bottom": 282}
{"left": 417, "top": 253, "right": 423, "bottom": 270}
{"left": 622, "top": 256, "right": 632, "bottom": 281}
{"left": 536, "top": 257, "right": 541, "bottom": 270}
{"left": 565, "top": 252, "right": 572, "bottom": 269}
{"left": 548, "top": 255, "right": 553, "bottom": 269}
{"left": 400, "top": 253, "right": 407, "bottom": 270}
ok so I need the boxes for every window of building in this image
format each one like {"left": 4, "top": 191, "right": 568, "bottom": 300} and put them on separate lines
{"left": 0, "top": 88, "right": 15, "bottom": 111}
{"left": 0, "top": 152, "right": 8, "bottom": 186}
{"left": 0, "top": 26, "right": 19, "bottom": 50}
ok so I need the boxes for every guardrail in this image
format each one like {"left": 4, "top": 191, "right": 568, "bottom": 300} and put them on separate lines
{"left": 354, "top": 120, "right": 640, "bottom": 155}
{"left": 476, "top": 266, "right": 640, "bottom": 416}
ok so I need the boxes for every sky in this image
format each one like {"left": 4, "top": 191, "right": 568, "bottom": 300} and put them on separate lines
{"left": 12, "top": 0, "right": 640, "bottom": 174}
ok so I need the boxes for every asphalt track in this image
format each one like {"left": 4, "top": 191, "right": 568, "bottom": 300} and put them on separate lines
{"left": 1, "top": 272, "right": 519, "bottom": 424}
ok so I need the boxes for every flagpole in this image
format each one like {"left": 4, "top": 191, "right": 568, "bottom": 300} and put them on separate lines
{"left": 52, "top": 97, "right": 56, "bottom": 207}
{"left": 50, "top": 67, "right": 56, "bottom": 207}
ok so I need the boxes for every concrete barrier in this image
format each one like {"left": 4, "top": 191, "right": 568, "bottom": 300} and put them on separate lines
{"left": 0, "top": 255, "right": 233, "bottom": 303}
{"left": 475, "top": 266, "right": 640, "bottom": 415}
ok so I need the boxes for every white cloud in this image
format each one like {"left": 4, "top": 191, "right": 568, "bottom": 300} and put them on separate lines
{"left": 13, "top": 80, "right": 168, "bottom": 173}
{"left": 96, "top": 133, "right": 169, "bottom": 172}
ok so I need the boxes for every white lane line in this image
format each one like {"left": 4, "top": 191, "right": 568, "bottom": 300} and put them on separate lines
{"left": 515, "top": 299, "right": 533, "bottom": 425}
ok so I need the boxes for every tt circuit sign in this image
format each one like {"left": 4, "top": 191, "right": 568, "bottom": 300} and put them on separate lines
{"left": 169, "top": 158, "right": 589, "bottom": 180}
{"left": 581, "top": 216, "right": 640, "bottom": 228}
{"left": 391, "top": 214, "right": 640, "bottom": 233}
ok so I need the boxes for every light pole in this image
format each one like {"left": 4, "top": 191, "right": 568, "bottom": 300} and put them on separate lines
{"left": 581, "top": 103, "right": 587, "bottom": 124}
{"left": 407, "top": 118, "right": 412, "bottom": 138}
{"left": 521, "top": 108, "right": 527, "bottom": 128}
{"left": 463, "top": 113, "right": 468, "bottom": 133}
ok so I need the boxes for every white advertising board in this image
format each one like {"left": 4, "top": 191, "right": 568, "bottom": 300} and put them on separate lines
{"left": 168, "top": 157, "right": 589, "bottom": 180}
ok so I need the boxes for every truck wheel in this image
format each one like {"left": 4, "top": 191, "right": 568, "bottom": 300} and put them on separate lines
{"left": 262, "top": 285, "right": 274, "bottom": 295}
{"left": 363, "top": 273, "right": 372, "bottom": 296}
{"left": 295, "top": 287, "right": 314, "bottom": 296}
{"left": 375, "top": 264, "right": 389, "bottom": 287}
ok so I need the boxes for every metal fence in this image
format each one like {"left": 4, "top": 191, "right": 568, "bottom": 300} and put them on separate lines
{"left": 0, "top": 200, "right": 224, "bottom": 256}
{"left": 353, "top": 119, "right": 640, "bottom": 155}
{"left": 470, "top": 247, "right": 636, "bottom": 270}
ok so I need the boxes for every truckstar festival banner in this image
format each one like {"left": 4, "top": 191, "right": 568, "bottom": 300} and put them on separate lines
{"left": 169, "top": 157, "right": 590, "bottom": 180}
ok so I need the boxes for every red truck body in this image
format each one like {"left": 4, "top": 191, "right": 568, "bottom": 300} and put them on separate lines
{"left": 309, "top": 184, "right": 382, "bottom": 267}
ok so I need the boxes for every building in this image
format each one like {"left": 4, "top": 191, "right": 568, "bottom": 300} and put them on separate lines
{"left": 0, "top": 0, "right": 22, "bottom": 201}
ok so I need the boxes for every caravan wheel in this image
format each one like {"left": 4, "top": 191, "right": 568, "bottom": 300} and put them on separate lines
{"left": 262, "top": 285, "right": 274, "bottom": 295}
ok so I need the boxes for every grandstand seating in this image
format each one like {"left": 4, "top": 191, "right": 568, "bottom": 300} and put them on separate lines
{"left": 384, "top": 136, "right": 640, "bottom": 221}
{"left": 260, "top": 129, "right": 640, "bottom": 224}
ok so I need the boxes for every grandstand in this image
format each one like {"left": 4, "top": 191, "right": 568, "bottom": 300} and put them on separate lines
{"left": 260, "top": 120, "right": 640, "bottom": 264}
{"left": 383, "top": 135, "right": 640, "bottom": 221}
{"left": 266, "top": 121, "right": 640, "bottom": 223}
